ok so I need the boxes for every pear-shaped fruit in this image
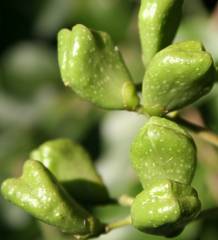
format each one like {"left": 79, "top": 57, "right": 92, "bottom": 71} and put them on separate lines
{"left": 1, "top": 160, "right": 104, "bottom": 238}
{"left": 138, "top": 0, "right": 184, "bottom": 66}
{"left": 131, "top": 117, "right": 196, "bottom": 188}
{"left": 30, "top": 139, "right": 109, "bottom": 204}
{"left": 142, "top": 41, "right": 216, "bottom": 116}
{"left": 58, "top": 24, "right": 139, "bottom": 110}
{"left": 131, "top": 179, "right": 201, "bottom": 237}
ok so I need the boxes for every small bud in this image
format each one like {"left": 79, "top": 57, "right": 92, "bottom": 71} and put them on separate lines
{"left": 131, "top": 117, "right": 196, "bottom": 188}
{"left": 142, "top": 41, "right": 216, "bottom": 116}
{"left": 138, "top": 0, "right": 184, "bottom": 66}
{"left": 30, "top": 139, "right": 109, "bottom": 204}
{"left": 58, "top": 24, "right": 139, "bottom": 110}
{"left": 131, "top": 179, "right": 201, "bottom": 237}
{"left": 1, "top": 160, "right": 104, "bottom": 238}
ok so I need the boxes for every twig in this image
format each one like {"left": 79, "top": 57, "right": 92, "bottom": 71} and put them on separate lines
{"left": 105, "top": 216, "right": 132, "bottom": 233}
{"left": 106, "top": 195, "right": 134, "bottom": 207}
{"left": 135, "top": 105, "right": 149, "bottom": 117}
{"left": 195, "top": 207, "right": 218, "bottom": 221}
{"left": 104, "top": 207, "right": 218, "bottom": 234}
{"left": 134, "top": 106, "right": 218, "bottom": 148}
{"left": 171, "top": 116, "right": 218, "bottom": 148}
{"left": 117, "top": 195, "right": 134, "bottom": 207}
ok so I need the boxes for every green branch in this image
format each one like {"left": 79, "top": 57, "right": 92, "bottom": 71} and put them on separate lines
{"left": 171, "top": 116, "right": 218, "bottom": 148}
{"left": 195, "top": 207, "right": 218, "bottom": 221}
{"left": 134, "top": 105, "right": 218, "bottom": 148}
{"left": 105, "top": 195, "right": 134, "bottom": 207}
{"left": 105, "top": 216, "right": 132, "bottom": 233}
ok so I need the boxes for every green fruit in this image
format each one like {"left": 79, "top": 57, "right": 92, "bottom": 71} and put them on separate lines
{"left": 138, "top": 0, "right": 184, "bottom": 66}
{"left": 30, "top": 139, "right": 109, "bottom": 204}
{"left": 131, "top": 117, "right": 196, "bottom": 188}
{"left": 58, "top": 24, "right": 139, "bottom": 110}
{"left": 142, "top": 41, "right": 216, "bottom": 116}
{"left": 131, "top": 179, "right": 201, "bottom": 237}
{"left": 1, "top": 160, "right": 104, "bottom": 237}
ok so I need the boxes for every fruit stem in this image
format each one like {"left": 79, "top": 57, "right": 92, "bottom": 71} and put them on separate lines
{"left": 171, "top": 116, "right": 218, "bottom": 148}
{"left": 117, "top": 194, "right": 134, "bottom": 207}
{"left": 105, "top": 216, "right": 132, "bottom": 233}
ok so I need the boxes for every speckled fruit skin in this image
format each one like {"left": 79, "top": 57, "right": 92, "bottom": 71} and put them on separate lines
{"left": 142, "top": 41, "right": 216, "bottom": 116}
{"left": 131, "top": 117, "right": 197, "bottom": 188}
{"left": 30, "top": 138, "right": 109, "bottom": 204}
{"left": 131, "top": 179, "right": 201, "bottom": 237}
{"left": 139, "top": 0, "right": 184, "bottom": 66}
{"left": 58, "top": 24, "right": 139, "bottom": 110}
{"left": 130, "top": 117, "right": 201, "bottom": 237}
{"left": 1, "top": 160, "right": 104, "bottom": 238}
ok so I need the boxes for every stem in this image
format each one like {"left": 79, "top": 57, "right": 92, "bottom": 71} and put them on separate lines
{"left": 134, "top": 106, "right": 218, "bottom": 147}
{"left": 170, "top": 116, "right": 218, "bottom": 148}
{"left": 117, "top": 195, "right": 134, "bottom": 207}
{"left": 195, "top": 207, "right": 218, "bottom": 221}
{"left": 133, "top": 102, "right": 218, "bottom": 147}
{"left": 105, "top": 216, "right": 132, "bottom": 233}
{"left": 104, "top": 208, "right": 218, "bottom": 234}
{"left": 106, "top": 195, "right": 134, "bottom": 207}
{"left": 135, "top": 105, "right": 149, "bottom": 117}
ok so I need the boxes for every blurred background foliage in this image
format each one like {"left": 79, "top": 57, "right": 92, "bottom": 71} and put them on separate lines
{"left": 0, "top": 0, "right": 218, "bottom": 239}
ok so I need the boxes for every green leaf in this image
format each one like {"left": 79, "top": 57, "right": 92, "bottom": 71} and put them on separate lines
{"left": 131, "top": 179, "right": 201, "bottom": 237}
{"left": 1, "top": 160, "right": 104, "bottom": 238}
{"left": 131, "top": 117, "right": 196, "bottom": 188}
{"left": 142, "top": 41, "right": 216, "bottom": 116}
{"left": 30, "top": 139, "right": 109, "bottom": 204}
{"left": 58, "top": 24, "right": 139, "bottom": 110}
{"left": 138, "top": 0, "right": 184, "bottom": 66}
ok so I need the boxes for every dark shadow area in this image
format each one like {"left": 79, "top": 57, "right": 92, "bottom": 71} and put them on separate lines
{"left": 62, "top": 179, "right": 110, "bottom": 205}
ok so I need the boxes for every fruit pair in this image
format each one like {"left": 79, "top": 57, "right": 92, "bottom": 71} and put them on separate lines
{"left": 1, "top": 139, "right": 109, "bottom": 238}
{"left": 130, "top": 117, "right": 201, "bottom": 237}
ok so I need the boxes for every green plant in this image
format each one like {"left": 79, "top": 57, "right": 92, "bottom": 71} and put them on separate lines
{"left": 1, "top": 0, "right": 218, "bottom": 239}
